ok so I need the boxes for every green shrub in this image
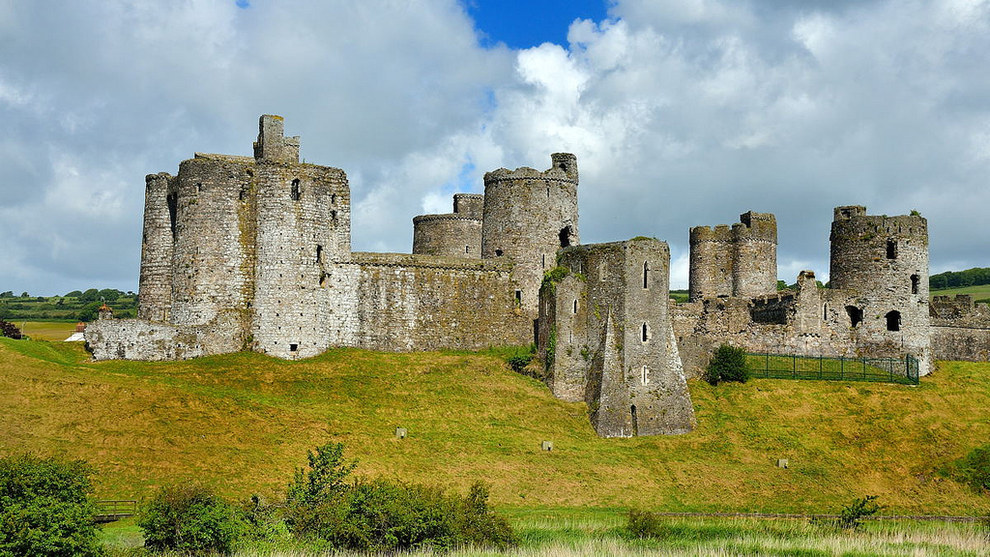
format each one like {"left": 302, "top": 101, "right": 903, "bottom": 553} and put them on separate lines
{"left": 626, "top": 508, "right": 667, "bottom": 539}
{"left": 139, "top": 484, "right": 245, "bottom": 554}
{"left": 941, "top": 444, "right": 990, "bottom": 492}
{"left": 837, "top": 495, "right": 881, "bottom": 529}
{"left": 504, "top": 344, "right": 535, "bottom": 373}
{"left": 284, "top": 443, "right": 515, "bottom": 551}
{"left": 704, "top": 344, "right": 750, "bottom": 385}
{"left": 0, "top": 454, "right": 101, "bottom": 557}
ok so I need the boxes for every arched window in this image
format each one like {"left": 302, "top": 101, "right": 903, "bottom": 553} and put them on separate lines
{"left": 911, "top": 274, "right": 920, "bottom": 294}
{"left": 630, "top": 405, "right": 639, "bottom": 436}
{"left": 573, "top": 299, "right": 578, "bottom": 314}
{"left": 643, "top": 261, "right": 649, "bottom": 289}
{"left": 886, "top": 310, "right": 901, "bottom": 331}
{"left": 559, "top": 226, "right": 575, "bottom": 248}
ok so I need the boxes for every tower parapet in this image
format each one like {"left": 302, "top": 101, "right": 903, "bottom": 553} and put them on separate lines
{"left": 481, "top": 153, "right": 579, "bottom": 315}
{"left": 138, "top": 172, "right": 176, "bottom": 321}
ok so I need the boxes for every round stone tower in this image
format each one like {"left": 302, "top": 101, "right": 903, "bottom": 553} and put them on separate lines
{"left": 829, "top": 205, "right": 930, "bottom": 373}
{"left": 688, "top": 224, "right": 732, "bottom": 301}
{"left": 412, "top": 193, "right": 484, "bottom": 259}
{"left": 481, "top": 153, "right": 579, "bottom": 313}
{"left": 137, "top": 172, "right": 176, "bottom": 321}
{"left": 731, "top": 211, "right": 777, "bottom": 297}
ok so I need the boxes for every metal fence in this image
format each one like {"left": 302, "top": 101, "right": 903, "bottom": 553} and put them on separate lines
{"left": 745, "top": 353, "right": 919, "bottom": 385}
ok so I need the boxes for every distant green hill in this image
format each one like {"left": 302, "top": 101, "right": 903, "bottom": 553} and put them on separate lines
{"left": 929, "top": 267, "right": 990, "bottom": 290}
{"left": 1, "top": 338, "right": 987, "bottom": 515}
{"left": 0, "top": 289, "right": 136, "bottom": 321}
{"left": 930, "top": 283, "right": 990, "bottom": 303}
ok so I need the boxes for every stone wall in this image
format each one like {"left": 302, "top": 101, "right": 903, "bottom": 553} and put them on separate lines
{"left": 540, "top": 238, "right": 695, "bottom": 437}
{"left": 328, "top": 252, "right": 532, "bottom": 351}
{"left": 481, "top": 154, "right": 579, "bottom": 316}
{"left": 85, "top": 310, "right": 245, "bottom": 361}
{"left": 930, "top": 295, "right": 990, "bottom": 361}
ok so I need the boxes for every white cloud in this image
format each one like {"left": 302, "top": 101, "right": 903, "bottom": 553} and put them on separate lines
{"left": 1, "top": 0, "right": 989, "bottom": 296}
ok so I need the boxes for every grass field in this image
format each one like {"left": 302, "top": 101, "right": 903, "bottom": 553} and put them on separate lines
{"left": 99, "top": 512, "right": 989, "bottom": 556}
{"left": 17, "top": 320, "right": 79, "bottom": 341}
{"left": 1, "top": 337, "right": 988, "bottom": 518}
{"left": 931, "top": 284, "right": 990, "bottom": 301}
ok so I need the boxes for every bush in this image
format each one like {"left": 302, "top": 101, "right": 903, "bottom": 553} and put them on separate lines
{"left": 0, "top": 319, "right": 21, "bottom": 340}
{"left": 704, "top": 344, "right": 750, "bottom": 385}
{"left": 0, "top": 454, "right": 101, "bottom": 557}
{"left": 139, "top": 484, "right": 245, "bottom": 555}
{"left": 837, "top": 495, "right": 881, "bottom": 529}
{"left": 284, "top": 442, "right": 515, "bottom": 551}
{"left": 626, "top": 508, "right": 667, "bottom": 539}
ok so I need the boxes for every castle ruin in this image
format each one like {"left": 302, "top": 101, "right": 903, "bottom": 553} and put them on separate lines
{"left": 86, "top": 114, "right": 990, "bottom": 437}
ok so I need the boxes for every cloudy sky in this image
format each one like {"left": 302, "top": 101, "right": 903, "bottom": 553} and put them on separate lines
{"left": 1, "top": 0, "right": 988, "bottom": 296}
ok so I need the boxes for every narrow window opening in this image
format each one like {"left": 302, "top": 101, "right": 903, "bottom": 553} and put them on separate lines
{"left": 330, "top": 210, "right": 337, "bottom": 221}
{"left": 886, "top": 310, "right": 901, "bottom": 331}
{"left": 465, "top": 245, "right": 470, "bottom": 254}
{"left": 886, "top": 239, "right": 897, "bottom": 259}
{"left": 641, "top": 322, "right": 649, "bottom": 342}
{"left": 196, "top": 182, "right": 203, "bottom": 193}
{"left": 239, "top": 186, "right": 248, "bottom": 201}
{"left": 630, "top": 405, "right": 638, "bottom": 437}
{"left": 641, "top": 365, "right": 650, "bottom": 386}
{"left": 911, "top": 274, "right": 920, "bottom": 294}
{"left": 316, "top": 244, "right": 323, "bottom": 263}
{"left": 546, "top": 186, "right": 550, "bottom": 198}
{"left": 291, "top": 179, "right": 301, "bottom": 201}
{"left": 846, "top": 306, "right": 863, "bottom": 328}
{"left": 542, "top": 254, "right": 546, "bottom": 268}
{"left": 823, "top": 303, "right": 828, "bottom": 321}
{"left": 331, "top": 193, "right": 337, "bottom": 204}
{"left": 643, "top": 261, "right": 649, "bottom": 289}
{"left": 289, "top": 343, "right": 298, "bottom": 352}
{"left": 573, "top": 299, "right": 578, "bottom": 314}
{"left": 166, "top": 193, "right": 178, "bottom": 240}
{"left": 514, "top": 290, "right": 522, "bottom": 306}
{"left": 559, "top": 226, "right": 575, "bottom": 248}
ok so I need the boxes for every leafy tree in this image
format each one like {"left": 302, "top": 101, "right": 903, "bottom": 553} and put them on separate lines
{"left": 19, "top": 292, "right": 28, "bottom": 298}
{"left": 77, "top": 302, "right": 102, "bottom": 323}
{"left": 78, "top": 289, "right": 100, "bottom": 302}
{"left": 704, "top": 344, "right": 750, "bottom": 385}
{"left": 0, "top": 291, "right": 12, "bottom": 298}
{"left": 98, "top": 289, "right": 122, "bottom": 302}
{"left": 65, "top": 291, "right": 82, "bottom": 298}
{"left": 139, "top": 484, "right": 245, "bottom": 555}
{"left": 0, "top": 454, "right": 101, "bottom": 557}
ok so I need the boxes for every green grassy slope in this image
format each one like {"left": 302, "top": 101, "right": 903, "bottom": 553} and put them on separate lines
{"left": 1, "top": 338, "right": 988, "bottom": 515}
{"left": 931, "top": 284, "right": 990, "bottom": 301}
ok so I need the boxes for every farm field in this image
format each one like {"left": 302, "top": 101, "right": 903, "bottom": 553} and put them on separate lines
{"left": 931, "top": 283, "right": 990, "bottom": 301}
{"left": 1, "top": 337, "right": 988, "bottom": 518}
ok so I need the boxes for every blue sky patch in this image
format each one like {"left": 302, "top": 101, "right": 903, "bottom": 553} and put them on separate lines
{"left": 463, "top": 0, "right": 609, "bottom": 49}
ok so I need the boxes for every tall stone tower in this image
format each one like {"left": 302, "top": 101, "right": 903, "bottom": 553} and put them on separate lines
{"left": 481, "top": 153, "right": 579, "bottom": 314}
{"left": 829, "top": 205, "right": 931, "bottom": 373}
{"left": 137, "top": 172, "right": 176, "bottom": 321}
{"left": 538, "top": 238, "right": 694, "bottom": 437}
{"left": 251, "top": 115, "right": 350, "bottom": 360}
{"left": 688, "top": 211, "right": 777, "bottom": 301}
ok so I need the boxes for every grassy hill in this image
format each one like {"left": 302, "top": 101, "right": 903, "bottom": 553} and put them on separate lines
{"left": 0, "top": 337, "right": 988, "bottom": 516}
{"left": 931, "top": 283, "right": 990, "bottom": 302}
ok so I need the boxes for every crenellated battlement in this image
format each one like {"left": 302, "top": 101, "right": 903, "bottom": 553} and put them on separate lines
{"left": 689, "top": 210, "right": 777, "bottom": 301}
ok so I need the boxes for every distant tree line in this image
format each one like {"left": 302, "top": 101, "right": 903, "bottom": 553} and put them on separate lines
{"left": 0, "top": 289, "right": 137, "bottom": 321}
{"left": 929, "top": 267, "right": 990, "bottom": 290}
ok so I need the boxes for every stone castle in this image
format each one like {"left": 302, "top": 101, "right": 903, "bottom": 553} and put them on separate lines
{"left": 86, "top": 115, "right": 990, "bottom": 438}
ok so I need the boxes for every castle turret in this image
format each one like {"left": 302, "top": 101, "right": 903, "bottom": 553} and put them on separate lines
{"left": 253, "top": 114, "right": 300, "bottom": 164}
{"left": 689, "top": 211, "right": 777, "bottom": 301}
{"left": 137, "top": 172, "right": 176, "bottom": 321}
{"left": 412, "top": 193, "right": 483, "bottom": 259}
{"left": 829, "top": 205, "right": 931, "bottom": 374}
{"left": 481, "top": 153, "right": 579, "bottom": 315}
{"left": 251, "top": 116, "right": 351, "bottom": 359}
{"left": 731, "top": 211, "right": 777, "bottom": 297}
